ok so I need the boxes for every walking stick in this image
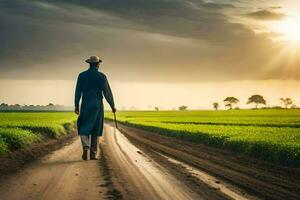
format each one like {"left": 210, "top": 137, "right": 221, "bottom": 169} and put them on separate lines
{"left": 113, "top": 112, "right": 118, "bottom": 129}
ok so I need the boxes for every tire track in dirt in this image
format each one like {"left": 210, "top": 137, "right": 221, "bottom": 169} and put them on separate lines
{"left": 111, "top": 122, "right": 300, "bottom": 200}
{"left": 100, "top": 125, "right": 202, "bottom": 200}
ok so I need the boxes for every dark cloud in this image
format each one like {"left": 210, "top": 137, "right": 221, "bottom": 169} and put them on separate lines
{"left": 0, "top": 0, "right": 298, "bottom": 82}
{"left": 246, "top": 9, "right": 285, "bottom": 20}
{"left": 0, "top": 0, "right": 251, "bottom": 44}
{"left": 201, "top": 2, "right": 235, "bottom": 10}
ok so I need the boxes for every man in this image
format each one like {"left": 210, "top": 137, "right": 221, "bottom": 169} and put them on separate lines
{"left": 75, "top": 55, "right": 116, "bottom": 160}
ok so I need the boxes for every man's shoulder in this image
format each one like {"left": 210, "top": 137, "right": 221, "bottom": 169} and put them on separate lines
{"left": 97, "top": 71, "right": 107, "bottom": 78}
{"left": 78, "top": 70, "right": 89, "bottom": 77}
{"left": 78, "top": 70, "right": 107, "bottom": 80}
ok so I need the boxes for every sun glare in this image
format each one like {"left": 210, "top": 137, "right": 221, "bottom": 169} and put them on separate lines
{"left": 269, "top": 18, "right": 300, "bottom": 42}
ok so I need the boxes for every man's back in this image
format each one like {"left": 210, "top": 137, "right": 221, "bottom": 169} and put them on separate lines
{"left": 75, "top": 66, "right": 115, "bottom": 112}
{"left": 78, "top": 67, "right": 106, "bottom": 102}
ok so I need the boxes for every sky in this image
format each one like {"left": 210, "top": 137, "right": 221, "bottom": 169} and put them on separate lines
{"left": 0, "top": 0, "right": 300, "bottom": 110}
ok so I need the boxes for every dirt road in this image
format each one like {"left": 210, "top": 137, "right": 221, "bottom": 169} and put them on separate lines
{"left": 0, "top": 123, "right": 299, "bottom": 200}
{"left": 100, "top": 125, "right": 201, "bottom": 200}
{"left": 0, "top": 136, "right": 111, "bottom": 200}
{"left": 112, "top": 123, "right": 300, "bottom": 200}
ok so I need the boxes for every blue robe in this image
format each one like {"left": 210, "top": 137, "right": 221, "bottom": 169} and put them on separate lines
{"left": 75, "top": 67, "right": 115, "bottom": 136}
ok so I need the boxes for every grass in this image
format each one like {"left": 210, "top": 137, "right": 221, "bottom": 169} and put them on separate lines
{"left": 105, "top": 110, "right": 300, "bottom": 167}
{"left": 0, "top": 112, "right": 77, "bottom": 155}
{"left": 0, "top": 128, "right": 41, "bottom": 153}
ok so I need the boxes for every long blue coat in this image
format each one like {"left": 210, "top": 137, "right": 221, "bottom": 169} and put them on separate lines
{"left": 75, "top": 67, "right": 115, "bottom": 136}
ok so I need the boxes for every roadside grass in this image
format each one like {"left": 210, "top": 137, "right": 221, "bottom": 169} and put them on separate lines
{"left": 0, "top": 128, "right": 41, "bottom": 153}
{"left": 0, "top": 137, "right": 8, "bottom": 155}
{"left": 0, "top": 112, "right": 77, "bottom": 155}
{"left": 105, "top": 110, "right": 300, "bottom": 167}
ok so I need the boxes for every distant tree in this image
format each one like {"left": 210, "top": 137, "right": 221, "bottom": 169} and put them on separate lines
{"left": 48, "top": 103, "right": 54, "bottom": 106}
{"left": 212, "top": 102, "right": 219, "bottom": 111}
{"left": 154, "top": 107, "right": 159, "bottom": 111}
{"left": 280, "top": 98, "right": 293, "bottom": 109}
{"left": 0, "top": 103, "right": 8, "bottom": 107}
{"left": 271, "top": 106, "right": 283, "bottom": 109}
{"left": 178, "top": 105, "right": 188, "bottom": 111}
{"left": 291, "top": 104, "right": 298, "bottom": 109}
{"left": 247, "top": 95, "right": 266, "bottom": 109}
{"left": 223, "top": 97, "right": 239, "bottom": 110}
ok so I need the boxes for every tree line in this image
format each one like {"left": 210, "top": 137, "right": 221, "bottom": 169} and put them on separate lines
{"left": 0, "top": 103, "right": 73, "bottom": 111}
{"left": 212, "top": 95, "right": 297, "bottom": 110}
{"left": 153, "top": 95, "right": 298, "bottom": 111}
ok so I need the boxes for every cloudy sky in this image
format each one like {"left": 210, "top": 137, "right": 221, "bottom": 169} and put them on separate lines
{"left": 0, "top": 0, "right": 300, "bottom": 109}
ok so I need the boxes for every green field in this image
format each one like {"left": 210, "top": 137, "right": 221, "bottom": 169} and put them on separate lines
{"left": 105, "top": 110, "right": 300, "bottom": 166}
{"left": 0, "top": 112, "right": 76, "bottom": 155}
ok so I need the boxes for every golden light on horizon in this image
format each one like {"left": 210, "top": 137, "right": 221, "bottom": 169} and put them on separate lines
{"left": 258, "top": 11, "right": 300, "bottom": 80}
{"left": 268, "top": 18, "right": 300, "bottom": 42}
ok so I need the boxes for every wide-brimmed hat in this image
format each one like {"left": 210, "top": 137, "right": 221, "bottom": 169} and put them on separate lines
{"left": 85, "top": 55, "right": 102, "bottom": 63}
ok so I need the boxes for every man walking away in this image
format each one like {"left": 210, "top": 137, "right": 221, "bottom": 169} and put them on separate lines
{"left": 75, "top": 55, "right": 116, "bottom": 160}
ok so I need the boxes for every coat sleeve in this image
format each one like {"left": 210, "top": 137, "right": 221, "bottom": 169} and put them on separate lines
{"left": 103, "top": 76, "right": 115, "bottom": 109}
{"left": 74, "top": 74, "right": 82, "bottom": 111}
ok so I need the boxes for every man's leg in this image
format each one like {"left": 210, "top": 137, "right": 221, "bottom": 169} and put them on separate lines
{"left": 80, "top": 135, "right": 89, "bottom": 160}
{"left": 90, "top": 136, "right": 98, "bottom": 159}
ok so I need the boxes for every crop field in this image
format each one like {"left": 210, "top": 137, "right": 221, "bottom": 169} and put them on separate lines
{"left": 105, "top": 110, "right": 300, "bottom": 166}
{"left": 0, "top": 112, "right": 76, "bottom": 155}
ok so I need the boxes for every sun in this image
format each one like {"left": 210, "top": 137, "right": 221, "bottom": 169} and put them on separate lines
{"left": 268, "top": 18, "right": 300, "bottom": 42}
